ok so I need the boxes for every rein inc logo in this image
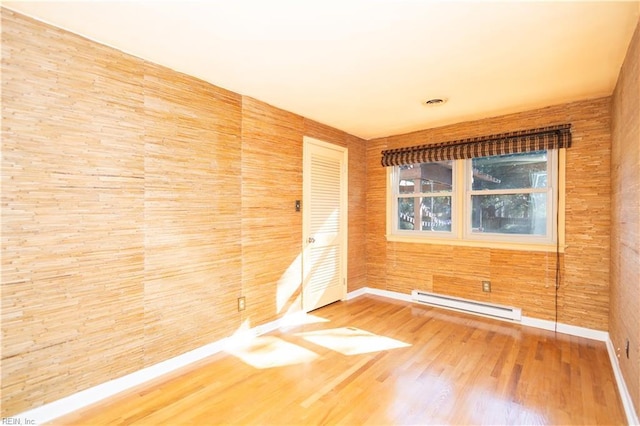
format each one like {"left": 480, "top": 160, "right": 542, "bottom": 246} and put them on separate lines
{"left": 1, "top": 418, "right": 36, "bottom": 425}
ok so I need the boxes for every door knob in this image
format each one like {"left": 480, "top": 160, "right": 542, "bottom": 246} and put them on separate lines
{"left": 308, "top": 237, "right": 316, "bottom": 243}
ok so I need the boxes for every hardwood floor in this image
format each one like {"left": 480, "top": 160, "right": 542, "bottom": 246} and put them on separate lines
{"left": 49, "top": 295, "right": 626, "bottom": 425}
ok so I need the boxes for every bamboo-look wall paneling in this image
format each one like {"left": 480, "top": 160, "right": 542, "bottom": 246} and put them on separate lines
{"left": 561, "top": 107, "right": 611, "bottom": 328}
{"left": 1, "top": 10, "right": 147, "bottom": 415}
{"left": 368, "top": 98, "right": 612, "bottom": 331}
{"left": 303, "top": 119, "right": 368, "bottom": 291}
{"left": 346, "top": 134, "right": 368, "bottom": 290}
{"left": 385, "top": 244, "right": 559, "bottom": 321}
{"left": 0, "top": 8, "right": 370, "bottom": 417}
{"left": 610, "top": 19, "right": 640, "bottom": 417}
{"left": 238, "top": 104, "right": 369, "bottom": 326}
{"left": 365, "top": 139, "right": 389, "bottom": 290}
{"left": 141, "top": 63, "right": 243, "bottom": 366}
{"left": 303, "top": 118, "right": 350, "bottom": 148}
{"left": 240, "top": 97, "right": 305, "bottom": 326}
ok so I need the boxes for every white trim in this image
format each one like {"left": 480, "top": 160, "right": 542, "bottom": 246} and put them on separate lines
{"left": 385, "top": 233, "right": 567, "bottom": 253}
{"left": 555, "top": 322, "right": 608, "bottom": 342}
{"left": 520, "top": 316, "right": 609, "bottom": 342}
{"left": 15, "top": 289, "right": 637, "bottom": 426}
{"left": 387, "top": 150, "right": 566, "bottom": 250}
{"left": 350, "top": 287, "right": 609, "bottom": 340}
{"left": 519, "top": 315, "right": 560, "bottom": 332}
{"left": 345, "top": 287, "right": 367, "bottom": 300}
{"left": 364, "top": 287, "right": 413, "bottom": 302}
{"left": 14, "top": 314, "right": 302, "bottom": 425}
{"left": 348, "top": 287, "right": 638, "bottom": 424}
{"left": 463, "top": 150, "right": 558, "bottom": 246}
{"left": 18, "top": 337, "right": 227, "bottom": 425}
{"left": 302, "top": 136, "right": 348, "bottom": 312}
{"left": 389, "top": 160, "right": 457, "bottom": 238}
{"left": 607, "top": 338, "right": 640, "bottom": 425}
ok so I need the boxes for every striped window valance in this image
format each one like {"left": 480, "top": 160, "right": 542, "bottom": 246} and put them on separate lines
{"left": 380, "top": 124, "right": 572, "bottom": 167}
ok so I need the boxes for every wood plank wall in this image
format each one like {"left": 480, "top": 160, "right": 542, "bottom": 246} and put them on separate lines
{"left": 367, "top": 98, "right": 612, "bottom": 330}
{"left": 611, "top": 18, "right": 640, "bottom": 419}
{"left": 0, "top": 9, "right": 367, "bottom": 417}
{"left": 240, "top": 97, "right": 304, "bottom": 326}
{"left": 141, "top": 63, "right": 244, "bottom": 366}
{"left": 1, "top": 10, "right": 149, "bottom": 414}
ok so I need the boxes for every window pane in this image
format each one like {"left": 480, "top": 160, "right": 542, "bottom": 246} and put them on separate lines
{"left": 398, "top": 161, "right": 453, "bottom": 194}
{"left": 421, "top": 196, "right": 452, "bottom": 231}
{"left": 398, "top": 197, "right": 452, "bottom": 232}
{"left": 398, "top": 198, "right": 415, "bottom": 230}
{"left": 471, "top": 194, "right": 546, "bottom": 235}
{"left": 471, "top": 151, "right": 547, "bottom": 191}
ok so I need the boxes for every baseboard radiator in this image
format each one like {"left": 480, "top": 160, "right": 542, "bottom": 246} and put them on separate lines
{"left": 411, "top": 290, "right": 522, "bottom": 321}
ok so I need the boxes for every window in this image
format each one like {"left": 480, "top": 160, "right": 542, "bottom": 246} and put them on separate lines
{"left": 390, "top": 150, "right": 560, "bottom": 248}
{"left": 397, "top": 160, "right": 454, "bottom": 233}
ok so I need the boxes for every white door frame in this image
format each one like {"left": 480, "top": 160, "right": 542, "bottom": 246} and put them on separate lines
{"left": 302, "top": 136, "right": 348, "bottom": 312}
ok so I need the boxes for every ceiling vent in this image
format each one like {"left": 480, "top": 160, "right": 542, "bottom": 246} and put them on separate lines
{"left": 423, "top": 98, "right": 447, "bottom": 106}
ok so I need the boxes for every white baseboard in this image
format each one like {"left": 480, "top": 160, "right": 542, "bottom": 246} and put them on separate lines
{"left": 14, "top": 288, "right": 638, "bottom": 426}
{"left": 606, "top": 338, "right": 640, "bottom": 425}
{"left": 15, "top": 313, "right": 303, "bottom": 425}
{"left": 344, "top": 286, "right": 367, "bottom": 300}
{"left": 520, "top": 316, "right": 609, "bottom": 342}
{"left": 351, "top": 287, "right": 609, "bottom": 341}
{"left": 363, "top": 287, "right": 413, "bottom": 302}
{"left": 348, "top": 287, "right": 638, "bottom": 424}
{"left": 17, "top": 337, "right": 230, "bottom": 425}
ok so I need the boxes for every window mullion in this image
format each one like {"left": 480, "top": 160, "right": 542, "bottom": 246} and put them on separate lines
{"left": 455, "top": 158, "right": 465, "bottom": 239}
{"left": 399, "top": 192, "right": 453, "bottom": 197}
{"left": 468, "top": 187, "right": 549, "bottom": 196}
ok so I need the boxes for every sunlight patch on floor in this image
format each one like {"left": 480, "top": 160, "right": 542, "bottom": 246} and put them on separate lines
{"left": 276, "top": 252, "right": 302, "bottom": 314}
{"left": 228, "top": 318, "right": 255, "bottom": 346}
{"left": 297, "top": 327, "right": 411, "bottom": 355}
{"left": 278, "top": 312, "right": 331, "bottom": 331}
{"left": 227, "top": 335, "right": 320, "bottom": 369}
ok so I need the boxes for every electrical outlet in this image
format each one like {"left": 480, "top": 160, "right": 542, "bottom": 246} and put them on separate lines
{"left": 238, "top": 297, "right": 246, "bottom": 312}
{"left": 626, "top": 338, "right": 630, "bottom": 359}
{"left": 482, "top": 281, "right": 491, "bottom": 292}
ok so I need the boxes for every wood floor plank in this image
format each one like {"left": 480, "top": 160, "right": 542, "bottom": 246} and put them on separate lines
{"left": 48, "top": 295, "right": 626, "bottom": 425}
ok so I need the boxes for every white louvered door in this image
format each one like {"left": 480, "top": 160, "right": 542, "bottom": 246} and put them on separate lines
{"left": 302, "top": 137, "right": 347, "bottom": 312}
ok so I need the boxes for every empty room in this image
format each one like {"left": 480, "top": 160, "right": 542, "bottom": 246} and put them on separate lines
{"left": 1, "top": 1, "right": 639, "bottom": 425}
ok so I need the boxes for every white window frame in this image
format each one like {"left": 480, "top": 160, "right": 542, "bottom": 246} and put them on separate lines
{"left": 393, "top": 161, "right": 457, "bottom": 239}
{"left": 387, "top": 150, "right": 565, "bottom": 253}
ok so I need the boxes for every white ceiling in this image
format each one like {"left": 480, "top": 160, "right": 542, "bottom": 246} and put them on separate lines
{"left": 3, "top": 1, "right": 639, "bottom": 139}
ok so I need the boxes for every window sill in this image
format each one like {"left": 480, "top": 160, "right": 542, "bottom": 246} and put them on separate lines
{"left": 385, "top": 234, "right": 566, "bottom": 253}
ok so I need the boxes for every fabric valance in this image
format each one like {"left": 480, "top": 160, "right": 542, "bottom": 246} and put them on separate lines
{"left": 380, "top": 124, "right": 572, "bottom": 167}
